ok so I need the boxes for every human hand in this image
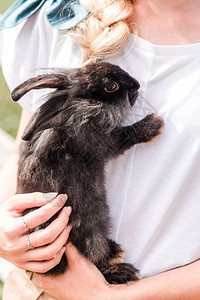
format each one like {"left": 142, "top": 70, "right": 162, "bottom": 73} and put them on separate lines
{"left": 36, "top": 243, "right": 113, "bottom": 300}
{"left": 0, "top": 192, "right": 72, "bottom": 273}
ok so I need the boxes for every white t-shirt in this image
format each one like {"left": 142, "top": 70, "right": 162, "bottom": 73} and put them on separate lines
{"left": 2, "top": 0, "right": 200, "bottom": 278}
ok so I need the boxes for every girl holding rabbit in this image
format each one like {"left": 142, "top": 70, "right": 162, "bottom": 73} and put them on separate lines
{"left": 1, "top": 0, "right": 200, "bottom": 299}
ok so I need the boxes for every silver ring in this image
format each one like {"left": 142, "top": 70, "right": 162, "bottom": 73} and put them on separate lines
{"left": 26, "top": 234, "right": 34, "bottom": 250}
{"left": 23, "top": 215, "right": 30, "bottom": 230}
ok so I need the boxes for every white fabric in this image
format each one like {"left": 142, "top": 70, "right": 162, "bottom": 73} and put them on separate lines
{"left": 0, "top": 258, "right": 14, "bottom": 282}
{"left": 2, "top": 0, "right": 200, "bottom": 278}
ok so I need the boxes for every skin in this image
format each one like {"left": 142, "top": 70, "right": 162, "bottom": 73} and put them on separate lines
{"left": 1, "top": 0, "right": 200, "bottom": 298}
{"left": 0, "top": 192, "right": 72, "bottom": 273}
{"left": 132, "top": 0, "right": 200, "bottom": 45}
{"left": 36, "top": 248, "right": 200, "bottom": 300}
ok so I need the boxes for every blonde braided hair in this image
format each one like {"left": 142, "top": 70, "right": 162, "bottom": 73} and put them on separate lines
{"left": 69, "top": 0, "right": 135, "bottom": 65}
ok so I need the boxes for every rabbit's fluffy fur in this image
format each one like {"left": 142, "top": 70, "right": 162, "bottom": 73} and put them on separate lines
{"left": 12, "top": 62, "right": 163, "bottom": 284}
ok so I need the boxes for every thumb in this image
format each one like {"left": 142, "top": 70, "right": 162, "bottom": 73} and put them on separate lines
{"left": 65, "top": 243, "right": 88, "bottom": 268}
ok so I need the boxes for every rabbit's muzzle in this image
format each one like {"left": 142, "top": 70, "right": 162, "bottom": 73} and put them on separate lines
{"left": 129, "top": 87, "right": 139, "bottom": 106}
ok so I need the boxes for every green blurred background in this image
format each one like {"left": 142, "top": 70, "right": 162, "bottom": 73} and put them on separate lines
{"left": 0, "top": 0, "right": 22, "bottom": 138}
{"left": 0, "top": 0, "right": 19, "bottom": 298}
{"left": 0, "top": 0, "right": 15, "bottom": 14}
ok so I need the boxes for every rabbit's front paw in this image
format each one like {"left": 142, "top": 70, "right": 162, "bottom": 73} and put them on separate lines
{"left": 134, "top": 113, "right": 164, "bottom": 143}
{"left": 102, "top": 263, "right": 140, "bottom": 284}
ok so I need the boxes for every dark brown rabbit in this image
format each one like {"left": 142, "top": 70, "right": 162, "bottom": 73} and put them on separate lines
{"left": 12, "top": 62, "right": 163, "bottom": 284}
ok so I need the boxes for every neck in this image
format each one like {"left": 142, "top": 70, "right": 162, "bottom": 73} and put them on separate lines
{"left": 131, "top": 0, "right": 200, "bottom": 45}
{"left": 134, "top": 0, "right": 198, "bottom": 11}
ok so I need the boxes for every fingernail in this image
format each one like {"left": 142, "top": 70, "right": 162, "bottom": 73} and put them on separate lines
{"left": 66, "top": 224, "right": 72, "bottom": 233}
{"left": 65, "top": 206, "right": 72, "bottom": 216}
{"left": 50, "top": 194, "right": 67, "bottom": 207}
{"left": 60, "top": 247, "right": 66, "bottom": 256}
{"left": 61, "top": 194, "right": 68, "bottom": 203}
{"left": 43, "top": 192, "right": 58, "bottom": 201}
{"left": 54, "top": 247, "right": 66, "bottom": 259}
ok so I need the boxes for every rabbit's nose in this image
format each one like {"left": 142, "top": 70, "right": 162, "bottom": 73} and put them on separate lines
{"left": 131, "top": 78, "right": 140, "bottom": 90}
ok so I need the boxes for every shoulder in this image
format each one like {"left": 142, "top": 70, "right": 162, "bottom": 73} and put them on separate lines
{"left": 2, "top": 2, "right": 81, "bottom": 113}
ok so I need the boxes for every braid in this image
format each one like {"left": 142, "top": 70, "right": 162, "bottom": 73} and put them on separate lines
{"left": 69, "top": 0, "right": 135, "bottom": 65}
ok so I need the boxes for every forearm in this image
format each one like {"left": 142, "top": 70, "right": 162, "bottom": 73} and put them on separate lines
{"left": 110, "top": 260, "right": 200, "bottom": 300}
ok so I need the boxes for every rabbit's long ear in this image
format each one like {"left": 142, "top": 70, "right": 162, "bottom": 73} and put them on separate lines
{"left": 11, "top": 74, "right": 67, "bottom": 101}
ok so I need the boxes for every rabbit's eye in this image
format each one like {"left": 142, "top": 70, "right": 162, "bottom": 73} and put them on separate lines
{"left": 104, "top": 82, "right": 120, "bottom": 93}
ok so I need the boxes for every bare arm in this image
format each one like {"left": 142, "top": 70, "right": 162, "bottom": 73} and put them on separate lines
{"left": 37, "top": 246, "right": 200, "bottom": 300}
{"left": 112, "top": 259, "right": 200, "bottom": 300}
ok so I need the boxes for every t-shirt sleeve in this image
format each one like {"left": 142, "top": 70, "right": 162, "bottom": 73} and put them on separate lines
{"left": 2, "top": 2, "right": 62, "bottom": 114}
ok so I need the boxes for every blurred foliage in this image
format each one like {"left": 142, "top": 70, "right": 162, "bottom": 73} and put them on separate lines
{"left": 0, "top": 67, "right": 21, "bottom": 137}
{"left": 0, "top": 281, "right": 2, "bottom": 299}
{"left": 0, "top": 0, "right": 15, "bottom": 14}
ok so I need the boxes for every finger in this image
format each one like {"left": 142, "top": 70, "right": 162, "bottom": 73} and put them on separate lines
{"left": 24, "top": 226, "right": 72, "bottom": 261}
{"left": 10, "top": 207, "right": 71, "bottom": 252}
{"left": 26, "top": 206, "right": 72, "bottom": 248}
{"left": 23, "top": 247, "right": 66, "bottom": 273}
{"left": 6, "top": 192, "right": 58, "bottom": 211}
{"left": 19, "top": 194, "right": 68, "bottom": 230}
